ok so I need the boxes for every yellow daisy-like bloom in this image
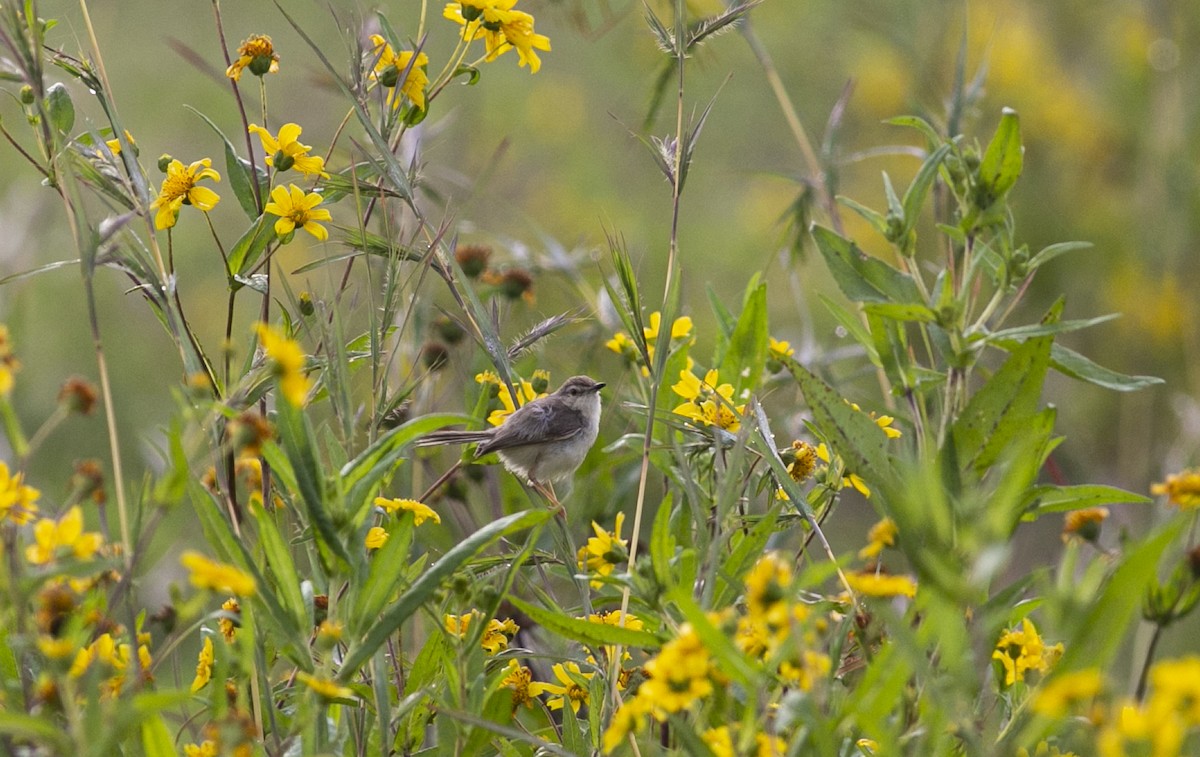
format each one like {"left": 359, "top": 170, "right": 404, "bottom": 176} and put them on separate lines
{"left": 0, "top": 459, "right": 40, "bottom": 524}
{"left": 226, "top": 34, "right": 280, "bottom": 81}
{"left": 702, "top": 726, "right": 735, "bottom": 757}
{"left": 248, "top": 123, "right": 330, "bottom": 179}
{"left": 502, "top": 659, "right": 550, "bottom": 709}
{"left": 605, "top": 330, "right": 636, "bottom": 358}
{"left": 577, "top": 512, "right": 628, "bottom": 588}
{"left": 858, "top": 518, "right": 898, "bottom": 560}
{"left": 768, "top": 337, "right": 795, "bottom": 361}
{"left": 37, "top": 636, "right": 77, "bottom": 660}
{"left": 443, "top": 612, "right": 518, "bottom": 654}
{"left": 374, "top": 497, "right": 441, "bottom": 525}
{"left": 151, "top": 158, "right": 221, "bottom": 230}
{"left": 191, "top": 636, "right": 214, "bottom": 693}
{"left": 255, "top": 322, "right": 311, "bottom": 407}
{"left": 992, "top": 619, "right": 1062, "bottom": 687}
{"left": 1152, "top": 469, "right": 1200, "bottom": 509}
{"left": 602, "top": 695, "right": 651, "bottom": 753}
{"left": 1149, "top": 656, "right": 1200, "bottom": 725}
{"left": 1062, "top": 507, "right": 1108, "bottom": 543}
{"left": 1097, "top": 698, "right": 1186, "bottom": 757}
{"left": 1031, "top": 668, "right": 1104, "bottom": 718}
{"left": 297, "top": 672, "right": 354, "bottom": 700}
{"left": 444, "top": 0, "right": 551, "bottom": 73}
{"left": 368, "top": 35, "right": 430, "bottom": 110}
{"left": 264, "top": 183, "right": 332, "bottom": 242}
{"left": 24, "top": 506, "right": 104, "bottom": 565}
{"left": 638, "top": 625, "right": 714, "bottom": 716}
{"left": 104, "top": 130, "right": 135, "bottom": 156}
{"left": 539, "top": 661, "right": 592, "bottom": 713}
{"left": 755, "top": 733, "right": 789, "bottom": 757}
{"left": 0, "top": 325, "right": 19, "bottom": 396}
{"left": 845, "top": 571, "right": 917, "bottom": 598}
{"left": 219, "top": 598, "right": 240, "bottom": 643}
{"left": 364, "top": 526, "right": 388, "bottom": 551}
{"left": 180, "top": 551, "right": 257, "bottom": 597}
{"left": 744, "top": 553, "right": 793, "bottom": 629}
{"left": 644, "top": 311, "right": 693, "bottom": 342}
{"left": 671, "top": 368, "right": 745, "bottom": 432}
{"left": 816, "top": 443, "right": 872, "bottom": 498}
{"left": 487, "top": 376, "right": 544, "bottom": 426}
{"left": 183, "top": 742, "right": 218, "bottom": 757}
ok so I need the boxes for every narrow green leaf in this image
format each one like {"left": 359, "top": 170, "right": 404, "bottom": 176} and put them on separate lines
{"left": 885, "top": 115, "right": 942, "bottom": 148}
{"left": 250, "top": 505, "right": 307, "bottom": 631}
{"left": 667, "top": 587, "right": 757, "bottom": 686}
{"left": 977, "top": 107, "right": 1023, "bottom": 203}
{"left": 837, "top": 195, "right": 890, "bottom": 238}
{"left": 226, "top": 215, "right": 275, "bottom": 278}
{"left": 140, "top": 714, "right": 177, "bottom": 757}
{"left": 650, "top": 492, "right": 676, "bottom": 587}
{"left": 818, "top": 294, "right": 879, "bottom": 364}
{"left": 1048, "top": 343, "right": 1164, "bottom": 392}
{"left": 1027, "top": 241, "right": 1092, "bottom": 270}
{"left": 811, "top": 225, "right": 921, "bottom": 304}
{"left": 350, "top": 515, "right": 416, "bottom": 633}
{"left": 862, "top": 303, "right": 938, "bottom": 323}
{"left": 986, "top": 313, "right": 1118, "bottom": 343}
{"left": 507, "top": 596, "right": 661, "bottom": 649}
{"left": 712, "top": 506, "right": 779, "bottom": 607}
{"left": 719, "top": 277, "right": 768, "bottom": 394}
{"left": 338, "top": 509, "right": 550, "bottom": 680}
{"left": 901, "top": 143, "right": 951, "bottom": 235}
{"left": 1022, "top": 484, "right": 1152, "bottom": 518}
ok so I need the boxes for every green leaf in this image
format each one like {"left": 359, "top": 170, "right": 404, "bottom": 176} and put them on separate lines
{"left": 901, "top": 143, "right": 951, "bottom": 236}
{"left": 1022, "top": 484, "right": 1152, "bottom": 518}
{"left": 719, "top": 277, "right": 768, "bottom": 394}
{"left": 885, "top": 115, "right": 942, "bottom": 148}
{"left": 1048, "top": 343, "right": 1164, "bottom": 392}
{"left": 977, "top": 107, "right": 1023, "bottom": 205}
{"left": 985, "top": 313, "right": 1118, "bottom": 343}
{"left": 667, "top": 587, "right": 757, "bottom": 686}
{"left": 650, "top": 491, "right": 677, "bottom": 587}
{"left": 140, "top": 714, "right": 177, "bottom": 757}
{"left": 862, "top": 303, "right": 938, "bottom": 323}
{"left": 250, "top": 504, "right": 307, "bottom": 631}
{"left": 338, "top": 509, "right": 550, "bottom": 680}
{"left": 350, "top": 514, "right": 416, "bottom": 633}
{"left": 44, "top": 82, "right": 74, "bottom": 134}
{"left": 506, "top": 596, "right": 660, "bottom": 649}
{"left": 951, "top": 311, "right": 1054, "bottom": 473}
{"left": 226, "top": 215, "right": 275, "bottom": 279}
{"left": 186, "top": 106, "right": 264, "bottom": 220}
{"left": 811, "top": 225, "right": 921, "bottom": 304}
{"left": 784, "top": 358, "right": 892, "bottom": 480}
{"left": 0, "top": 712, "right": 72, "bottom": 750}
{"left": 712, "top": 506, "right": 779, "bottom": 607}
{"left": 837, "top": 195, "right": 890, "bottom": 238}
{"left": 818, "top": 294, "right": 879, "bottom": 364}
{"left": 1027, "top": 241, "right": 1092, "bottom": 270}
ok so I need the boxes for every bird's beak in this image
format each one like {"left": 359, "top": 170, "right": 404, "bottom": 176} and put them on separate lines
{"left": 594, "top": 382, "right": 606, "bottom": 392}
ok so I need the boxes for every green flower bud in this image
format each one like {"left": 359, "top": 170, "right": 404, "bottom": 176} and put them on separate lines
{"left": 378, "top": 65, "right": 400, "bottom": 88}
{"left": 19, "top": 85, "right": 35, "bottom": 105}
{"left": 273, "top": 149, "right": 294, "bottom": 172}
{"left": 158, "top": 154, "right": 173, "bottom": 173}
{"left": 298, "top": 291, "right": 315, "bottom": 316}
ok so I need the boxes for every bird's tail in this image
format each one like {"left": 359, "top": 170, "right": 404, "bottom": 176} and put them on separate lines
{"left": 416, "top": 429, "right": 492, "bottom": 447}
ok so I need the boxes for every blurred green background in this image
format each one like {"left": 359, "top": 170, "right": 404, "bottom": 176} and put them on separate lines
{"left": 1, "top": 0, "right": 1196, "bottom": 594}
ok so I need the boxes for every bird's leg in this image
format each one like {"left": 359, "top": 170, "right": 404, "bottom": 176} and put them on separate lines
{"left": 532, "top": 480, "right": 564, "bottom": 515}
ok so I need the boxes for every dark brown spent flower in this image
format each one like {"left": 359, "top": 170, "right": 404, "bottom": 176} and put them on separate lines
{"left": 149, "top": 605, "right": 178, "bottom": 635}
{"left": 71, "top": 459, "right": 106, "bottom": 504}
{"left": 228, "top": 411, "right": 274, "bottom": 454}
{"left": 378, "top": 401, "right": 411, "bottom": 431}
{"left": 58, "top": 376, "right": 98, "bottom": 415}
{"left": 421, "top": 341, "right": 451, "bottom": 371}
{"left": 433, "top": 315, "right": 466, "bottom": 345}
{"left": 786, "top": 440, "right": 817, "bottom": 483}
{"left": 225, "top": 679, "right": 240, "bottom": 707}
{"left": 33, "top": 676, "right": 61, "bottom": 709}
{"left": 497, "top": 268, "right": 534, "bottom": 301}
{"left": 455, "top": 244, "right": 492, "bottom": 278}
{"left": 36, "top": 584, "right": 77, "bottom": 636}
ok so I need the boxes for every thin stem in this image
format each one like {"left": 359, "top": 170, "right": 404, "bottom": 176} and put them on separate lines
{"left": 1135, "top": 623, "right": 1164, "bottom": 701}
{"left": 211, "top": 0, "right": 264, "bottom": 215}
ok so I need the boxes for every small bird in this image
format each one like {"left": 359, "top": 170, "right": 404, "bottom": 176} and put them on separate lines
{"left": 418, "top": 375, "right": 605, "bottom": 499}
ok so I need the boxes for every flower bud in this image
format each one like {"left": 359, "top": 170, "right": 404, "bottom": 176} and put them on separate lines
{"left": 58, "top": 376, "right": 98, "bottom": 415}
{"left": 454, "top": 244, "right": 491, "bottom": 278}
{"left": 19, "top": 85, "right": 35, "bottom": 105}
{"left": 498, "top": 268, "right": 533, "bottom": 301}
{"left": 158, "top": 154, "right": 173, "bottom": 173}
{"left": 421, "top": 341, "right": 451, "bottom": 371}
{"left": 298, "top": 292, "right": 315, "bottom": 316}
{"left": 378, "top": 65, "right": 400, "bottom": 88}
{"left": 531, "top": 369, "right": 550, "bottom": 394}
{"left": 272, "top": 149, "right": 294, "bottom": 172}
{"left": 315, "top": 620, "right": 343, "bottom": 651}
{"left": 433, "top": 315, "right": 465, "bottom": 345}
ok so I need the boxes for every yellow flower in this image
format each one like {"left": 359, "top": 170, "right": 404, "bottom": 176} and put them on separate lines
{"left": 602, "top": 695, "right": 650, "bottom": 753}
{"left": 1097, "top": 699, "right": 1186, "bottom": 757}
{"left": 856, "top": 739, "right": 880, "bottom": 756}
{"left": 219, "top": 598, "right": 240, "bottom": 643}
{"left": 779, "top": 649, "right": 831, "bottom": 692}
{"left": 150, "top": 158, "right": 221, "bottom": 230}
{"left": 444, "top": 0, "right": 551, "bottom": 73}
{"left": 364, "top": 526, "right": 388, "bottom": 550}
{"left": 845, "top": 571, "right": 917, "bottom": 598}
{"left": 644, "top": 311, "right": 693, "bottom": 342}
{"left": 605, "top": 330, "right": 635, "bottom": 357}
{"left": 374, "top": 497, "right": 441, "bottom": 525}
{"left": 184, "top": 742, "right": 218, "bottom": 757}
{"left": 992, "top": 619, "right": 1062, "bottom": 687}
{"left": 487, "top": 376, "right": 544, "bottom": 426}
{"left": 577, "top": 512, "right": 628, "bottom": 588}
{"left": 24, "top": 506, "right": 104, "bottom": 565}
{"left": 368, "top": 35, "right": 430, "bottom": 110}
{"left": 768, "top": 337, "right": 794, "bottom": 361}
{"left": 639, "top": 625, "right": 713, "bottom": 715}
{"left": 787, "top": 440, "right": 818, "bottom": 483}
{"left": 502, "top": 659, "right": 550, "bottom": 709}
{"left": 1149, "top": 656, "right": 1200, "bottom": 725}
{"left": 297, "top": 671, "right": 354, "bottom": 700}
{"left": 226, "top": 34, "right": 280, "bottom": 81}
{"left": 1062, "top": 507, "right": 1108, "bottom": 543}
{"left": 0, "top": 328, "right": 17, "bottom": 396}
{"left": 104, "top": 130, "right": 135, "bottom": 156}
{"left": 744, "top": 553, "right": 793, "bottom": 629}
{"left": 816, "top": 443, "right": 872, "bottom": 498}
{"left": 37, "top": 636, "right": 76, "bottom": 660}
{"left": 0, "top": 460, "right": 39, "bottom": 524}
{"left": 443, "top": 612, "right": 518, "bottom": 654}
{"left": 191, "top": 636, "right": 214, "bottom": 693}
{"left": 671, "top": 368, "right": 744, "bottom": 432}
{"left": 255, "top": 322, "right": 311, "bottom": 407}
{"left": 1152, "top": 469, "right": 1200, "bottom": 509}
{"left": 702, "top": 726, "right": 735, "bottom": 757}
{"left": 540, "top": 661, "right": 592, "bottom": 713}
{"left": 180, "top": 551, "right": 257, "bottom": 597}
{"left": 264, "top": 183, "right": 332, "bottom": 242}
{"left": 858, "top": 518, "right": 898, "bottom": 560}
{"left": 1032, "top": 668, "right": 1104, "bottom": 718}
{"left": 756, "top": 733, "right": 789, "bottom": 757}
{"left": 248, "top": 123, "right": 330, "bottom": 179}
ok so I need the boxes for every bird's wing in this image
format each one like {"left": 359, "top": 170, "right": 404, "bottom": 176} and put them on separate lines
{"left": 475, "top": 400, "right": 584, "bottom": 455}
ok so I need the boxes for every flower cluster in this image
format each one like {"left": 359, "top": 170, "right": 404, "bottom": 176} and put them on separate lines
{"left": 444, "top": 611, "right": 519, "bottom": 654}
{"left": 475, "top": 370, "right": 548, "bottom": 426}
{"left": 606, "top": 311, "right": 693, "bottom": 375}
{"left": 444, "top": 0, "right": 552, "bottom": 73}
{"left": 993, "top": 618, "right": 1062, "bottom": 687}
{"left": 672, "top": 367, "right": 745, "bottom": 432}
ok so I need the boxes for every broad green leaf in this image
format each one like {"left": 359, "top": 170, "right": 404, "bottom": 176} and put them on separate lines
{"left": 951, "top": 308, "right": 1054, "bottom": 473}
{"left": 811, "top": 225, "right": 921, "bottom": 304}
{"left": 1048, "top": 343, "right": 1164, "bottom": 392}
{"left": 863, "top": 303, "right": 938, "bottom": 323}
{"left": 1022, "top": 484, "right": 1152, "bottom": 518}
{"left": 338, "top": 509, "right": 550, "bottom": 680}
{"left": 250, "top": 504, "right": 307, "bottom": 631}
{"left": 45, "top": 82, "right": 74, "bottom": 134}
{"left": 818, "top": 294, "right": 879, "bottom": 364}
{"left": 226, "top": 215, "right": 275, "bottom": 278}
{"left": 140, "top": 714, "right": 177, "bottom": 757}
{"left": 719, "top": 276, "right": 768, "bottom": 394}
{"left": 506, "top": 596, "right": 660, "bottom": 649}
{"left": 187, "top": 106, "right": 265, "bottom": 220}
{"left": 977, "top": 107, "right": 1023, "bottom": 205}
{"left": 784, "top": 358, "right": 892, "bottom": 480}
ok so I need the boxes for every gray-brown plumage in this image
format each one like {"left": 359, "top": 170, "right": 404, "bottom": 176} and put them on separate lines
{"left": 418, "top": 375, "right": 605, "bottom": 486}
